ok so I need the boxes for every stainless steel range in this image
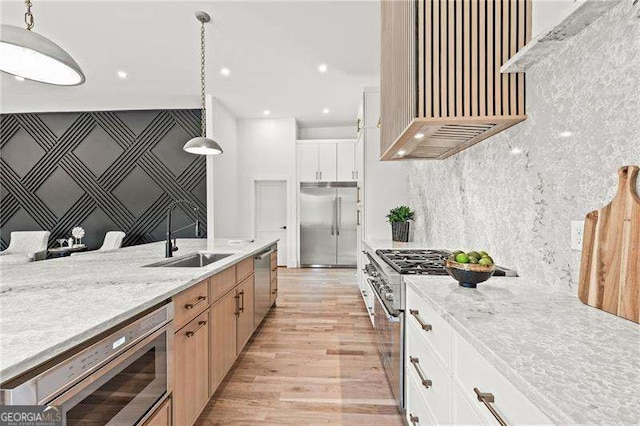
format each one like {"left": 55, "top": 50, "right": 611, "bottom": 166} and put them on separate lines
{"left": 362, "top": 247, "right": 516, "bottom": 411}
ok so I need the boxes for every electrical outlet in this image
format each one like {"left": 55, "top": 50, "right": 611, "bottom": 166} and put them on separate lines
{"left": 571, "top": 220, "right": 585, "bottom": 251}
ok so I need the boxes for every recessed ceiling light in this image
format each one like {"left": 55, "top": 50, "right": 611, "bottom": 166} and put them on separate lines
{"left": 14, "top": 76, "right": 25, "bottom": 82}
{"left": 414, "top": 133, "right": 425, "bottom": 139}
{"left": 117, "top": 70, "right": 128, "bottom": 79}
{"left": 318, "top": 63, "right": 328, "bottom": 73}
{"left": 263, "top": 110, "right": 271, "bottom": 116}
{"left": 559, "top": 131, "right": 573, "bottom": 138}
{"left": 220, "top": 67, "right": 230, "bottom": 76}
{"left": 511, "top": 147, "right": 523, "bottom": 155}
{"left": 397, "top": 150, "right": 406, "bottom": 157}
{"left": 322, "top": 108, "right": 330, "bottom": 114}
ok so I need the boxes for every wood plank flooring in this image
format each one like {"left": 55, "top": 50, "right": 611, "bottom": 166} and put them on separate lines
{"left": 196, "top": 268, "right": 403, "bottom": 425}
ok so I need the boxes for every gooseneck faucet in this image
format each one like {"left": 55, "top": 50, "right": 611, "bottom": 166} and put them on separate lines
{"left": 166, "top": 200, "right": 201, "bottom": 258}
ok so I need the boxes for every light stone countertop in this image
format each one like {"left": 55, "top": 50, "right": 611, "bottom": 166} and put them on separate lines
{"left": 404, "top": 275, "right": 640, "bottom": 425}
{"left": 0, "top": 238, "right": 277, "bottom": 383}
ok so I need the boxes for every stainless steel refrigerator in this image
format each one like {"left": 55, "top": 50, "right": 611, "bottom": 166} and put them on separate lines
{"left": 299, "top": 182, "right": 357, "bottom": 267}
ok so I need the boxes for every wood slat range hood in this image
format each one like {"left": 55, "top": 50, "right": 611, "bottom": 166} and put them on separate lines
{"left": 381, "top": 0, "right": 532, "bottom": 160}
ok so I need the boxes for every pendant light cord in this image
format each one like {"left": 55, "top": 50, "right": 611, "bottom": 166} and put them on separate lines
{"left": 199, "top": 20, "right": 207, "bottom": 138}
{"left": 25, "top": 0, "right": 34, "bottom": 30}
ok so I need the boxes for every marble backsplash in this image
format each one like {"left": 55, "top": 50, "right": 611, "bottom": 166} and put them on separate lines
{"left": 408, "top": 0, "right": 640, "bottom": 292}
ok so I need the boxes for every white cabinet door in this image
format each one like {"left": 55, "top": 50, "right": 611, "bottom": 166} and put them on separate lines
{"left": 317, "top": 143, "right": 336, "bottom": 181}
{"left": 355, "top": 135, "right": 364, "bottom": 186}
{"left": 336, "top": 141, "right": 356, "bottom": 181}
{"left": 297, "top": 143, "right": 319, "bottom": 182}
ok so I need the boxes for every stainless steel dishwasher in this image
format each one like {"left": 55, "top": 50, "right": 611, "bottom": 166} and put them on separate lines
{"left": 254, "top": 246, "right": 275, "bottom": 327}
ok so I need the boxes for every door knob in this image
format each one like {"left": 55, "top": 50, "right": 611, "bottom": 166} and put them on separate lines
{"left": 280, "top": 226, "right": 287, "bottom": 230}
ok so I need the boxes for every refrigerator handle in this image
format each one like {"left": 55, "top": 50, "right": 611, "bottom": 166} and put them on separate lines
{"left": 331, "top": 197, "right": 336, "bottom": 235}
{"left": 337, "top": 196, "right": 342, "bottom": 236}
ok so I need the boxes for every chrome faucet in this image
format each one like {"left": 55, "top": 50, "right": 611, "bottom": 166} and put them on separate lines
{"left": 166, "top": 200, "right": 201, "bottom": 258}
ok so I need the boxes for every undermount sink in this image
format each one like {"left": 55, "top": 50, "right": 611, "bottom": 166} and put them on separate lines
{"left": 145, "top": 252, "right": 234, "bottom": 268}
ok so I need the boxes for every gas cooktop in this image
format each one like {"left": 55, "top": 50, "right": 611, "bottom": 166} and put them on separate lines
{"left": 375, "top": 249, "right": 450, "bottom": 275}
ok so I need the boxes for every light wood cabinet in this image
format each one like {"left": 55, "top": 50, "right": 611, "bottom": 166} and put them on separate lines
{"left": 270, "top": 251, "right": 278, "bottom": 306}
{"left": 209, "top": 288, "right": 238, "bottom": 395}
{"left": 144, "top": 398, "right": 171, "bottom": 426}
{"left": 236, "top": 275, "right": 255, "bottom": 353}
{"left": 173, "top": 279, "right": 209, "bottom": 331}
{"left": 381, "top": 0, "right": 531, "bottom": 160}
{"left": 236, "top": 257, "right": 254, "bottom": 284}
{"left": 173, "top": 310, "right": 209, "bottom": 426}
{"left": 210, "top": 265, "right": 236, "bottom": 303}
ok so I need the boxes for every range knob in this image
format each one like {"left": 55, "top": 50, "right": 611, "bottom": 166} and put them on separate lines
{"left": 384, "top": 292, "right": 394, "bottom": 301}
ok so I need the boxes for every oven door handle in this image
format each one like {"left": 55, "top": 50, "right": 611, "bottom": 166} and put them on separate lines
{"left": 46, "top": 324, "right": 171, "bottom": 406}
{"left": 371, "top": 285, "right": 400, "bottom": 323}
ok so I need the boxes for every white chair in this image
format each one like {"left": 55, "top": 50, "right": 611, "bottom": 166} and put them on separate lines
{"left": 0, "top": 231, "right": 50, "bottom": 263}
{"left": 71, "top": 231, "right": 126, "bottom": 256}
{"left": 99, "top": 231, "right": 126, "bottom": 251}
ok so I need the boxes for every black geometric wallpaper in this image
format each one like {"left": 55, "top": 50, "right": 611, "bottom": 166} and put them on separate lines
{"left": 0, "top": 110, "right": 206, "bottom": 251}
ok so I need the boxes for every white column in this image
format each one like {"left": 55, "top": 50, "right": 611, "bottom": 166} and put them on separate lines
{"left": 205, "top": 94, "right": 215, "bottom": 251}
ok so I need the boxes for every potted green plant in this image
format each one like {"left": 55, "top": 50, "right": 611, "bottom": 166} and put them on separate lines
{"left": 387, "top": 206, "right": 415, "bottom": 242}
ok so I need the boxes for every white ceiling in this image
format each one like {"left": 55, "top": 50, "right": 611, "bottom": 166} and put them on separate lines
{"left": 0, "top": 1, "right": 381, "bottom": 127}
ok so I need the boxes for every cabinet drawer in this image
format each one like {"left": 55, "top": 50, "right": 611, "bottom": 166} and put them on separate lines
{"left": 143, "top": 397, "right": 171, "bottom": 426}
{"left": 406, "top": 317, "right": 452, "bottom": 424}
{"left": 236, "top": 257, "right": 254, "bottom": 283}
{"left": 210, "top": 266, "right": 237, "bottom": 302}
{"left": 406, "top": 287, "right": 452, "bottom": 368}
{"left": 453, "top": 333, "right": 552, "bottom": 425}
{"left": 173, "top": 279, "right": 209, "bottom": 331}
{"left": 452, "top": 384, "right": 484, "bottom": 425}
{"left": 405, "top": 364, "right": 437, "bottom": 426}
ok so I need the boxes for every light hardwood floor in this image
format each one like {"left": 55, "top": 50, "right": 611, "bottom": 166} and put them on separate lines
{"left": 196, "top": 268, "right": 403, "bottom": 425}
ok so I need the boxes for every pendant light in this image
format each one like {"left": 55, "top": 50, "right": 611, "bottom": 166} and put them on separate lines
{"left": 183, "top": 11, "right": 223, "bottom": 156}
{"left": 0, "top": 0, "right": 85, "bottom": 85}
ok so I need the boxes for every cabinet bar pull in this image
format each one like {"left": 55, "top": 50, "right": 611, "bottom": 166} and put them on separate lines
{"left": 186, "top": 320, "right": 207, "bottom": 337}
{"left": 239, "top": 290, "right": 245, "bottom": 312}
{"left": 409, "top": 309, "right": 432, "bottom": 331}
{"left": 185, "top": 295, "right": 206, "bottom": 310}
{"left": 409, "top": 356, "right": 432, "bottom": 388}
{"left": 234, "top": 293, "right": 240, "bottom": 316}
{"left": 409, "top": 414, "right": 419, "bottom": 425}
{"left": 474, "top": 388, "right": 507, "bottom": 426}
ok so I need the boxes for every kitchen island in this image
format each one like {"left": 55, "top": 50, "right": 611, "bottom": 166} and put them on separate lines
{"left": 0, "top": 238, "right": 277, "bottom": 384}
{"left": 404, "top": 274, "right": 640, "bottom": 425}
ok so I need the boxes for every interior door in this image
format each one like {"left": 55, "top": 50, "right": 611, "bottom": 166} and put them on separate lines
{"left": 317, "top": 143, "right": 337, "bottom": 181}
{"left": 296, "top": 143, "right": 319, "bottom": 181}
{"left": 299, "top": 186, "right": 336, "bottom": 266}
{"left": 336, "top": 142, "right": 356, "bottom": 181}
{"left": 255, "top": 180, "right": 287, "bottom": 266}
{"left": 336, "top": 187, "right": 357, "bottom": 266}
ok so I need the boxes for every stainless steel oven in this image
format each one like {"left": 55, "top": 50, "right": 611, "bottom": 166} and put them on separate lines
{"left": 371, "top": 286, "right": 403, "bottom": 408}
{"left": 1, "top": 303, "right": 174, "bottom": 425}
{"left": 363, "top": 251, "right": 404, "bottom": 410}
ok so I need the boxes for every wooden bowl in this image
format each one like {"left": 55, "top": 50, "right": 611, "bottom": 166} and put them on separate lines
{"left": 444, "top": 259, "right": 496, "bottom": 288}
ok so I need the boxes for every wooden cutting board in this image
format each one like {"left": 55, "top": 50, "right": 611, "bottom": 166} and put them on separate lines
{"left": 578, "top": 165, "right": 639, "bottom": 323}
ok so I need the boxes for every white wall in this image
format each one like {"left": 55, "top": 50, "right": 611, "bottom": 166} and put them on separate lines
{"left": 210, "top": 98, "right": 241, "bottom": 239}
{"left": 361, "top": 90, "right": 409, "bottom": 241}
{"left": 236, "top": 118, "right": 298, "bottom": 266}
{"left": 298, "top": 126, "right": 356, "bottom": 140}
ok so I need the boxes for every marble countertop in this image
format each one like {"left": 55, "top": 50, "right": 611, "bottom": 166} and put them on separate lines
{"left": 0, "top": 238, "right": 277, "bottom": 383}
{"left": 404, "top": 275, "right": 640, "bottom": 425}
